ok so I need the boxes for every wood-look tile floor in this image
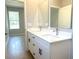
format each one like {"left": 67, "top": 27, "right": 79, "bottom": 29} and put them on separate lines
{"left": 5, "top": 36, "right": 34, "bottom": 59}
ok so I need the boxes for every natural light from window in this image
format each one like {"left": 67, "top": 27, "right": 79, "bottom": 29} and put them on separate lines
{"left": 9, "top": 11, "right": 20, "bottom": 29}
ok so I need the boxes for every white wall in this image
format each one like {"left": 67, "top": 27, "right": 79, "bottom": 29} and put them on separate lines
{"left": 58, "top": 5, "right": 72, "bottom": 28}
{"left": 6, "top": 0, "right": 24, "bottom": 8}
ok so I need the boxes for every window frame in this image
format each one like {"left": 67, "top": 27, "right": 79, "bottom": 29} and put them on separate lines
{"left": 8, "top": 11, "right": 20, "bottom": 29}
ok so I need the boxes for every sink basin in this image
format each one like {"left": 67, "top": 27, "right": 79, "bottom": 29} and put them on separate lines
{"left": 57, "top": 31, "right": 72, "bottom": 39}
{"left": 28, "top": 28, "right": 72, "bottom": 39}
{"left": 28, "top": 29, "right": 72, "bottom": 43}
{"left": 41, "top": 31, "right": 72, "bottom": 39}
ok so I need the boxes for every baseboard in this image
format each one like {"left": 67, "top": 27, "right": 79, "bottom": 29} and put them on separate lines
{"left": 9, "top": 33, "right": 25, "bottom": 36}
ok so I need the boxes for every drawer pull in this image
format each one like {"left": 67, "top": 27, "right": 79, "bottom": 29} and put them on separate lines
{"left": 32, "top": 37, "right": 35, "bottom": 39}
{"left": 33, "top": 53, "right": 35, "bottom": 55}
{"left": 28, "top": 39, "right": 30, "bottom": 42}
{"left": 39, "top": 48, "right": 42, "bottom": 55}
{"left": 33, "top": 43, "right": 35, "bottom": 46}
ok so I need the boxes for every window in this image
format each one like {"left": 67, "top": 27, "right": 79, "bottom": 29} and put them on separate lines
{"left": 8, "top": 11, "right": 20, "bottom": 29}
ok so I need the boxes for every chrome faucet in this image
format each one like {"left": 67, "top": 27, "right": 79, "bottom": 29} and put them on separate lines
{"left": 39, "top": 26, "right": 42, "bottom": 31}
{"left": 56, "top": 27, "right": 58, "bottom": 35}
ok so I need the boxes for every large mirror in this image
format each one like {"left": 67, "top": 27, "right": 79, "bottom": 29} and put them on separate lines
{"left": 50, "top": 0, "right": 72, "bottom": 29}
{"left": 38, "top": 0, "right": 49, "bottom": 27}
{"left": 26, "top": 0, "right": 72, "bottom": 29}
{"left": 26, "top": 0, "right": 49, "bottom": 28}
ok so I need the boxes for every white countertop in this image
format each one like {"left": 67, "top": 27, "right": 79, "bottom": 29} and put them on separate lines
{"left": 27, "top": 29, "right": 72, "bottom": 43}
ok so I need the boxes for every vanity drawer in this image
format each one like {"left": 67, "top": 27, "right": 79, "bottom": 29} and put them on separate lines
{"left": 28, "top": 32, "right": 36, "bottom": 40}
{"left": 35, "top": 36, "right": 50, "bottom": 49}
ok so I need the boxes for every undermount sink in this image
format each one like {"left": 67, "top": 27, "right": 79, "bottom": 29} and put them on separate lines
{"left": 41, "top": 31, "right": 72, "bottom": 39}
{"left": 28, "top": 28, "right": 72, "bottom": 39}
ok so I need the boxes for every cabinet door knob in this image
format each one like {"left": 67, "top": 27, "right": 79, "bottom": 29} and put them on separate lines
{"left": 33, "top": 53, "right": 35, "bottom": 55}
{"left": 39, "top": 48, "right": 42, "bottom": 55}
{"left": 5, "top": 33, "right": 7, "bottom": 35}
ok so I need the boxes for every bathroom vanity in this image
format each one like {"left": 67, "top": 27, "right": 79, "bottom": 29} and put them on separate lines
{"left": 27, "top": 29, "right": 72, "bottom": 59}
{"left": 24, "top": 0, "right": 73, "bottom": 59}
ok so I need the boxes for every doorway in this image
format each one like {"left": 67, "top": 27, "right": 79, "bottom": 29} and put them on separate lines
{"left": 7, "top": 7, "right": 25, "bottom": 36}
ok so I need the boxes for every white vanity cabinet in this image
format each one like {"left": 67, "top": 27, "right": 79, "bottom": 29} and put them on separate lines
{"left": 28, "top": 32, "right": 38, "bottom": 58}
{"left": 28, "top": 32, "right": 50, "bottom": 59}
{"left": 27, "top": 31, "right": 72, "bottom": 59}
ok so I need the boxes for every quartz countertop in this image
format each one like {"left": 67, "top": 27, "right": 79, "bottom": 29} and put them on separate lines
{"left": 27, "top": 29, "right": 72, "bottom": 43}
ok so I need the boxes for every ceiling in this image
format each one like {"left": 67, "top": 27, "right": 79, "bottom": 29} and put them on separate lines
{"left": 5, "top": 0, "right": 24, "bottom": 8}
{"left": 17, "top": 0, "right": 24, "bottom": 2}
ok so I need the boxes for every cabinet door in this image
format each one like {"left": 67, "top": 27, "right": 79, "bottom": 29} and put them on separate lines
{"left": 34, "top": 36, "right": 50, "bottom": 59}
{"left": 36, "top": 39, "right": 50, "bottom": 59}
{"left": 37, "top": 43, "right": 50, "bottom": 59}
{"left": 28, "top": 33, "right": 39, "bottom": 59}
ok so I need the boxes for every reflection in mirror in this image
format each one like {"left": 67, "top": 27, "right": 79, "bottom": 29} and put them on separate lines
{"left": 50, "top": 0, "right": 72, "bottom": 29}
{"left": 50, "top": 7, "right": 59, "bottom": 28}
{"left": 38, "top": 0, "right": 48, "bottom": 27}
{"left": 58, "top": 5, "right": 72, "bottom": 29}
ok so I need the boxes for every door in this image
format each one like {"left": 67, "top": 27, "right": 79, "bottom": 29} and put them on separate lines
{"left": 5, "top": 6, "right": 9, "bottom": 44}
{"left": 7, "top": 7, "right": 25, "bottom": 36}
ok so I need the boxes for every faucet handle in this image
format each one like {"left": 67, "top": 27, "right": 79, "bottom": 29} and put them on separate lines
{"left": 51, "top": 28, "right": 56, "bottom": 32}
{"left": 39, "top": 25, "right": 42, "bottom": 31}
{"left": 39, "top": 25, "right": 42, "bottom": 28}
{"left": 53, "top": 28, "right": 56, "bottom": 32}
